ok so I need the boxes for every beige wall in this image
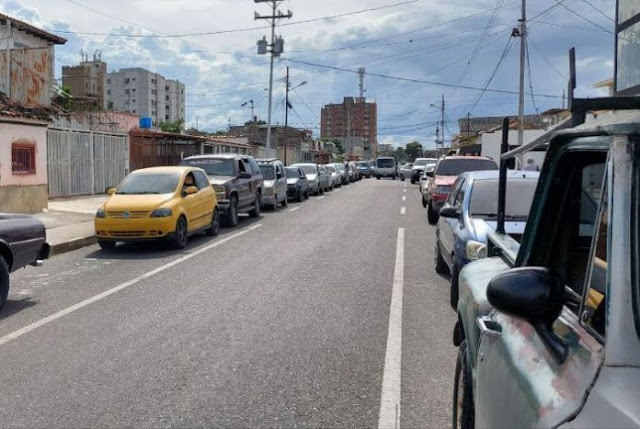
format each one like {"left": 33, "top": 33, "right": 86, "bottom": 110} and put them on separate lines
{"left": 0, "top": 121, "right": 48, "bottom": 213}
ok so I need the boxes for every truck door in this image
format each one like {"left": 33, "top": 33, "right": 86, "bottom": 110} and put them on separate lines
{"left": 440, "top": 178, "right": 465, "bottom": 268}
{"left": 474, "top": 148, "right": 609, "bottom": 428}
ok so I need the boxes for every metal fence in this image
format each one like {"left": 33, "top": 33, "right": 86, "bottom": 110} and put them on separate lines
{"left": 47, "top": 128, "right": 129, "bottom": 197}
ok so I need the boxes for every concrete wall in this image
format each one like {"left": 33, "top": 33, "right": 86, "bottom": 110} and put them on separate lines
{"left": 0, "top": 121, "right": 48, "bottom": 213}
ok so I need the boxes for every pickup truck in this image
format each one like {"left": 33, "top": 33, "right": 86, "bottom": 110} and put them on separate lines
{"left": 452, "top": 110, "right": 640, "bottom": 428}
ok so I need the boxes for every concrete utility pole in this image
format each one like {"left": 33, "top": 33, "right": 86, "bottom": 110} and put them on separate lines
{"left": 517, "top": 0, "right": 527, "bottom": 153}
{"left": 440, "top": 94, "right": 445, "bottom": 156}
{"left": 255, "top": 0, "right": 291, "bottom": 152}
{"left": 284, "top": 66, "right": 290, "bottom": 165}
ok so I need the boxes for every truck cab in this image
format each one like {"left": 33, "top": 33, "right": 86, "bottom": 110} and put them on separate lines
{"left": 453, "top": 111, "right": 640, "bottom": 428}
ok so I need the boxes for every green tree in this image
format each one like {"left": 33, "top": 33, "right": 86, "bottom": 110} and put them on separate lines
{"left": 159, "top": 119, "right": 184, "bottom": 133}
{"left": 405, "top": 141, "right": 423, "bottom": 161}
{"left": 394, "top": 146, "right": 407, "bottom": 162}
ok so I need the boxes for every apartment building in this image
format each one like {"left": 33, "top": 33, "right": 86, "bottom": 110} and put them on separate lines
{"left": 320, "top": 97, "right": 377, "bottom": 159}
{"left": 62, "top": 57, "right": 107, "bottom": 109}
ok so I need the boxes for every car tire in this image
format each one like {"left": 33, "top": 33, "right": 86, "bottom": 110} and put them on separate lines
{"left": 452, "top": 340, "right": 475, "bottom": 429}
{"left": 422, "top": 194, "right": 428, "bottom": 208}
{"left": 450, "top": 259, "right": 460, "bottom": 309}
{"left": 272, "top": 195, "right": 279, "bottom": 211}
{"left": 376, "top": 176, "right": 380, "bottom": 180}
{"left": 427, "top": 201, "right": 439, "bottom": 225}
{"left": 282, "top": 194, "right": 288, "bottom": 207}
{"left": 98, "top": 240, "right": 116, "bottom": 250}
{"left": 392, "top": 175, "right": 397, "bottom": 180}
{"left": 0, "top": 256, "right": 10, "bottom": 311}
{"left": 171, "top": 216, "right": 188, "bottom": 249}
{"left": 249, "top": 193, "right": 261, "bottom": 218}
{"left": 205, "top": 207, "right": 220, "bottom": 236}
{"left": 304, "top": 189, "right": 310, "bottom": 199}
{"left": 297, "top": 190, "right": 304, "bottom": 202}
{"left": 434, "top": 238, "right": 449, "bottom": 274}
{"left": 319, "top": 187, "right": 324, "bottom": 196}
{"left": 410, "top": 178, "right": 415, "bottom": 184}
{"left": 224, "top": 195, "right": 239, "bottom": 227}
{"left": 401, "top": 175, "right": 405, "bottom": 181}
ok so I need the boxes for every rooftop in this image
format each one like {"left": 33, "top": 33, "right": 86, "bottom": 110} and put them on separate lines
{"left": 0, "top": 13, "right": 67, "bottom": 45}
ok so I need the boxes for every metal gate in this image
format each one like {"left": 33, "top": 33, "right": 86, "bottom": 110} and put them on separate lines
{"left": 47, "top": 128, "right": 129, "bottom": 197}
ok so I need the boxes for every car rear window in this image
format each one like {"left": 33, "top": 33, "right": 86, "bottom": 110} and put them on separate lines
{"left": 469, "top": 178, "right": 538, "bottom": 219}
{"left": 435, "top": 159, "right": 498, "bottom": 175}
{"left": 180, "top": 158, "right": 235, "bottom": 176}
{"left": 259, "top": 164, "right": 275, "bottom": 180}
{"left": 377, "top": 159, "right": 395, "bottom": 168}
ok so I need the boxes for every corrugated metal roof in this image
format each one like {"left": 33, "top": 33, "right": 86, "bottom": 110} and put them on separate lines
{"left": 0, "top": 13, "right": 67, "bottom": 45}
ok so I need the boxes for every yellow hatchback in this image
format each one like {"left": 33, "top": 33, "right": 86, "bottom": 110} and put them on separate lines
{"left": 95, "top": 167, "right": 219, "bottom": 250}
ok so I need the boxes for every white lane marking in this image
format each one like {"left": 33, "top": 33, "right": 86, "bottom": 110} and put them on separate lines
{"left": 378, "top": 228, "right": 404, "bottom": 429}
{"left": 0, "top": 224, "right": 263, "bottom": 348}
{"left": 317, "top": 196, "right": 326, "bottom": 200}
{"left": 335, "top": 189, "right": 342, "bottom": 193}
{"left": 289, "top": 206, "right": 300, "bottom": 212}
{"left": 402, "top": 196, "right": 406, "bottom": 202}
{"left": 403, "top": 189, "right": 407, "bottom": 193}
{"left": 400, "top": 206, "right": 406, "bottom": 215}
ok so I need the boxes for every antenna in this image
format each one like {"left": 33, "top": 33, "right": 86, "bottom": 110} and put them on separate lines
{"left": 358, "top": 67, "right": 366, "bottom": 98}
{"left": 79, "top": 49, "right": 85, "bottom": 62}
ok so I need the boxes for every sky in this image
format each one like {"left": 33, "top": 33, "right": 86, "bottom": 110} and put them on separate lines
{"left": 3, "top": 0, "right": 617, "bottom": 149}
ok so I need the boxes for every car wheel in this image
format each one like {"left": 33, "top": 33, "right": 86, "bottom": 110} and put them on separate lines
{"left": 304, "top": 189, "right": 310, "bottom": 199}
{"left": 0, "top": 256, "right": 10, "bottom": 311}
{"left": 410, "top": 178, "right": 415, "bottom": 184}
{"left": 376, "top": 176, "right": 380, "bottom": 180}
{"left": 401, "top": 175, "right": 405, "bottom": 181}
{"left": 427, "top": 201, "right": 438, "bottom": 225}
{"left": 171, "top": 216, "right": 188, "bottom": 249}
{"left": 452, "top": 340, "right": 475, "bottom": 429}
{"left": 450, "top": 259, "right": 460, "bottom": 309}
{"left": 434, "top": 237, "right": 449, "bottom": 274}
{"left": 282, "top": 193, "right": 288, "bottom": 207}
{"left": 249, "top": 192, "right": 261, "bottom": 218}
{"left": 98, "top": 240, "right": 116, "bottom": 250}
{"left": 297, "top": 190, "right": 304, "bottom": 202}
{"left": 422, "top": 194, "right": 428, "bottom": 208}
{"left": 206, "top": 207, "right": 220, "bottom": 236}
{"left": 319, "top": 187, "right": 324, "bottom": 195}
{"left": 392, "top": 175, "right": 397, "bottom": 180}
{"left": 224, "top": 195, "right": 239, "bottom": 227}
{"left": 272, "top": 195, "right": 279, "bottom": 211}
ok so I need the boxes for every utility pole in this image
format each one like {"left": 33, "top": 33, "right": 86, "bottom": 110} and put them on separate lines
{"left": 284, "top": 66, "right": 290, "bottom": 165}
{"left": 241, "top": 99, "right": 255, "bottom": 123}
{"left": 466, "top": 113, "right": 471, "bottom": 137}
{"left": 516, "top": 0, "right": 527, "bottom": 164}
{"left": 255, "top": 0, "right": 291, "bottom": 153}
{"left": 440, "top": 94, "right": 445, "bottom": 156}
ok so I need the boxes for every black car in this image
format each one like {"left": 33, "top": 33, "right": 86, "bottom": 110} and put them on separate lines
{"left": 285, "top": 167, "right": 309, "bottom": 202}
{"left": 180, "top": 154, "right": 264, "bottom": 227}
{"left": 0, "top": 214, "right": 49, "bottom": 310}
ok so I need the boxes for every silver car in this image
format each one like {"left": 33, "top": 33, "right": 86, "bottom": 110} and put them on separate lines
{"left": 399, "top": 163, "right": 413, "bottom": 181}
{"left": 257, "top": 159, "right": 288, "bottom": 210}
{"left": 325, "top": 164, "right": 342, "bottom": 188}
{"left": 290, "top": 163, "right": 326, "bottom": 195}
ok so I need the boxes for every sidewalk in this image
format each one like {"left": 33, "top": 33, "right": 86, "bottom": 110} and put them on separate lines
{"left": 37, "top": 195, "right": 107, "bottom": 256}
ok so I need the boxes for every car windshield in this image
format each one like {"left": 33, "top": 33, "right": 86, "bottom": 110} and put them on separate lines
{"left": 377, "top": 159, "right": 395, "bottom": 168}
{"left": 259, "top": 165, "right": 275, "bottom": 180}
{"left": 469, "top": 179, "right": 538, "bottom": 219}
{"left": 326, "top": 165, "right": 336, "bottom": 172}
{"left": 285, "top": 168, "right": 301, "bottom": 178}
{"left": 116, "top": 173, "right": 181, "bottom": 195}
{"left": 413, "top": 159, "right": 429, "bottom": 167}
{"left": 296, "top": 165, "right": 317, "bottom": 175}
{"left": 180, "top": 158, "right": 236, "bottom": 176}
{"left": 335, "top": 164, "right": 345, "bottom": 172}
{"left": 435, "top": 159, "right": 497, "bottom": 176}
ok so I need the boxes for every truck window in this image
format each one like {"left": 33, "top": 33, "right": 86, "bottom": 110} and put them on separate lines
{"left": 581, "top": 178, "right": 608, "bottom": 340}
{"left": 527, "top": 150, "right": 608, "bottom": 311}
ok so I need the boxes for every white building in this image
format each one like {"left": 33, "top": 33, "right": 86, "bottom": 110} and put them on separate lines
{"left": 105, "top": 68, "right": 185, "bottom": 126}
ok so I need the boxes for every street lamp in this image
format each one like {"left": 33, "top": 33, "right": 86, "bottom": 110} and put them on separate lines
{"left": 284, "top": 66, "right": 307, "bottom": 165}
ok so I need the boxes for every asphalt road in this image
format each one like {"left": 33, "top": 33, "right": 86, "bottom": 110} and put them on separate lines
{"left": 1, "top": 178, "right": 457, "bottom": 428}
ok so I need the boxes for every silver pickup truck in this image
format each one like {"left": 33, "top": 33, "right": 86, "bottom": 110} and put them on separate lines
{"left": 452, "top": 110, "right": 640, "bottom": 428}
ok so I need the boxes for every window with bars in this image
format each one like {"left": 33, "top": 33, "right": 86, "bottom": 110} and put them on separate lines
{"left": 12, "top": 144, "right": 36, "bottom": 175}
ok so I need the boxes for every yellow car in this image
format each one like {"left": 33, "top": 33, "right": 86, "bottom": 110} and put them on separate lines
{"left": 95, "top": 167, "right": 219, "bottom": 250}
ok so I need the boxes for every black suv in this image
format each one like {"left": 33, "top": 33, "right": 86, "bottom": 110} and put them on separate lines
{"left": 180, "top": 154, "right": 263, "bottom": 227}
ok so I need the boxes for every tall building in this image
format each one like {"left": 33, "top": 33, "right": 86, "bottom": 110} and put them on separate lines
{"left": 62, "top": 55, "right": 107, "bottom": 109}
{"left": 105, "top": 68, "right": 185, "bottom": 126}
{"left": 321, "top": 97, "right": 377, "bottom": 159}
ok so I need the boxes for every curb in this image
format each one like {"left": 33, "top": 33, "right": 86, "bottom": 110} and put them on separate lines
{"left": 50, "top": 236, "right": 98, "bottom": 257}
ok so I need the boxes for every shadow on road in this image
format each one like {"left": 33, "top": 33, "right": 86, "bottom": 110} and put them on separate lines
{"left": 85, "top": 215, "right": 263, "bottom": 261}
{"left": 0, "top": 297, "right": 37, "bottom": 320}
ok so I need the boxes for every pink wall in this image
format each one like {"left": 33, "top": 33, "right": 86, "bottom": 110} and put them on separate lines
{"left": 0, "top": 120, "right": 48, "bottom": 187}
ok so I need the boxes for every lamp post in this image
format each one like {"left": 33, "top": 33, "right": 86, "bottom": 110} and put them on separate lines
{"left": 284, "top": 65, "right": 307, "bottom": 165}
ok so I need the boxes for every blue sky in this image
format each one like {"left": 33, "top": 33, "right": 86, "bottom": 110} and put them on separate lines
{"left": 5, "top": 0, "right": 616, "bottom": 149}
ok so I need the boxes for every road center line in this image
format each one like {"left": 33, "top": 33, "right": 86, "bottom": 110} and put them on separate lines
{"left": 289, "top": 206, "right": 300, "bottom": 212}
{"left": 317, "top": 196, "right": 326, "bottom": 200}
{"left": 378, "top": 228, "right": 404, "bottom": 429}
{"left": 403, "top": 189, "right": 406, "bottom": 193}
{"left": 402, "top": 196, "right": 406, "bottom": 202}
{"left": 400, "top": 207, "right": 406, "bottom": 215}
{"left": 0, "top": 224, "right": 263, "bottom": 348}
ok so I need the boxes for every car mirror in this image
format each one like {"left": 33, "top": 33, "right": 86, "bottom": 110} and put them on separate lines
{"left": 439, "top": 204, "right": 460, "bottom": 219}
{"left": 239, "top": 172, "right": 252, "bottom": 179}
{"left": 487, "top": 267, "right": 568, "bottom": 362}
{"left": 276, "top": 173, "right": 283, "bottom": 179}
{"left": 426, "top": 171, "right": 434, "bottom": 177}
{"left": 184, "top": 186, "right": 198, "bottom": 195}
{"left": 107, "top": 188, "right": 116, "bottom": 196}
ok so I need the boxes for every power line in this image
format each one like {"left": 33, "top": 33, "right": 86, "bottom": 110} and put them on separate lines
{"left": 53, "top": 0, "right": 418, "bottom": 37}
{"left": 551, "top": 0, "right": 613, "bottom": 34}
{"left": 578, "top": 0, "right": 615, "bottom": 22}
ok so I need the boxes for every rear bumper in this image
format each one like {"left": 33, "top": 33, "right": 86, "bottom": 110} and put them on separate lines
{"left": 37, "top": 242, "right": 50, "bottom": 260}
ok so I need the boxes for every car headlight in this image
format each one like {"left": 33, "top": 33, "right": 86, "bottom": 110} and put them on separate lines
{"left": 434, "top": 185, "right": 451, "bottom": 195}
{"left": 466, "top": 240, "right": 487, "bottom": 260}
{"left": 265, "top": 187, "right": 275, "bottom": 196}
{"left": 213, "top": 185, "right": 225, "bottom": 194}
{"left": 150, "top": 208, "right": 173, "bottom": 218}
{"left": 96, "top": 209, "right": 106, "bottom": 218}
